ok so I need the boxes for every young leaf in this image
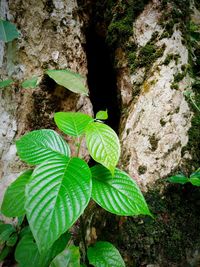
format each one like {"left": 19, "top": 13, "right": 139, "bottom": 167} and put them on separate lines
{"left": 0, "top": 224, "right": 15, "bottom": 245}
{"left": 87, "top": 241, "right": 125, "bottom": 267}
{"left": 15, "top": 232, "right": 70, "bottom": 267}
{"left": 1, "top": 170, "right": 33, "bottom": 217}
{"left": 21, "top": 77, "right": 38, "bottom": 89}
{"left": 0, "top": 20, "right": 19, "bottom": 42}
{"left": 25, "top": 157, "right": 92, "bottom": 252}
{"left": 91, "top": 165, "right": 151, "bottom": 216}
{"left": 16, "top": 129, "right": 70, "bottom": 165}
{"left": 0, "top": 245, "right": 12, "bottom": 261}
{"left": 0, "top": 79, "right": 13, "bottom": 88}
{"left": 85, "top": 122, "right": 120, "bottom": 175}
{"left": 46, "top": 69, "right": 88, "bottom": 95}
{"left": 189, "top": 170, "right": 200, "bottom": 186}
{"left": 95, "top": 110, "right": 108, "bottom": 120}
{"left": 167, "top": 174, "right": 189, "bottom": 185}
{"left": 50, "top": 245, "right": 80, "bottom": 267}
{"left": 54, "top": 112, "right": 93, "bottom": 137}
{"left": 6, "top": 232, "right": 18, "bottom": 246}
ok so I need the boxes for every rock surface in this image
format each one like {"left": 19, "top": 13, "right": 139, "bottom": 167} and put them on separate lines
{"left": 0, "top": 0, "right": 93, "bottom": 203}
{"left": 118, "top": 1, "right": 192, "bottom": 189}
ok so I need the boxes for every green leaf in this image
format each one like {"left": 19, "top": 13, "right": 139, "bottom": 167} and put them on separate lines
{"left": 21, "top": 77, "right": 38, "bottom": 89}
{"left": 0, "top": 20, "right": 19, "bottom": 42}
{"left": 91, "top": 165, "right": 151, "bottom": 216}
{"left": 25, "top": 157, "right": 92, "bottom": 252}
{"left": 189, "top": 171, "right": 200, "bottom": 186}
{"left": 87, "top": 241, "right": 125, "bottom": 267}
{"left": 0, "top": 245, "right": 12, "bottom": 261}
{"left": 46, "top": 69, "right": 88, "bottom": 95}
{"left": 1, "top": 170, "right": 33, "bottom": 217}
{"left": 0, "top": 224, "right": 15, "bottom": 245}
{"left": 54, "top": 112, "right": 93, "bottom": 137}
{"left": 6, "top": 232, "right": 18, "bottom": 246}
{"left": 0, "top": 79, "right": 13, "bottom": 88}
{"left": 85, "top": 122, "right": 120, "bottom": 175}
{"left": 50, "top": 246, "right": 80, "bottom": 267}
{"left": 16, "top": 129, "right": 70, "bottom": 165}
{"left": 95, "top": 110, "right": 108, "bottom": 120}
{"left": 15, "top": 232, "right": 70, "bottom": 267}
{"left": 167, "top": 174, "right": 189, "bottom": 185}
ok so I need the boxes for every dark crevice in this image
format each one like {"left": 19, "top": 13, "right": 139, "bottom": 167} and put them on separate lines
{"left": 84, "top": 25, "right": 121, "bottom": 133}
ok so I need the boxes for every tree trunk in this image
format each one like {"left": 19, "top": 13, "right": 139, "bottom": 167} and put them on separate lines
{"left": 1, "top": 0, "right": 200, "bottom": 266}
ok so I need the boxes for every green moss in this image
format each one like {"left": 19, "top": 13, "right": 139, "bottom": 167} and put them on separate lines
{"left": 163, "top": 54, "right": 173, "bottom": 65}
{"left": 149, "top": 134, "right": 159, "bottom": 151}
{"left": 170, "top": 82, "right": 179, "bottom": 90}
{"left": 138, "top": 165, "right": 147, "bottom": 175}
{"left": 94, "top": 182, "right": 200, "bottom": 266}
{"left": 106, "top": 0, "right": 150, "bottom": 49}
{"left": 129, "top": 42, "right": 165, "bottom": 75}
{"left": 160, "top": 118, "right": 167, "bottom": 126}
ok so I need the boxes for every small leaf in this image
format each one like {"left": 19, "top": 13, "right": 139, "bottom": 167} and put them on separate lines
{"left": 6, "top": 232, "right": 18, "bottom": 246}
{"left": 0, "top": 224, "right": 15, "bottom": 244}
{"left": 0, "top": 20, "right": 19, "bottom": 42}
{"left": 16, "top": 129, "right": 70, "bottom": 165}
{"left": 15, "top": 232, "right": 70, "bottom": 267}
{"left": 91, "top": 165, "right": 151, "bottom": 216}
{"left": 50, "top": 246, "right": 80, "bottom": 267}
{"left": 0, "top": 245, "right": 12, "bottom": 261}
{"left": 85, "top": 122, "right": 120, "bottom": 175}
{"left": 95, "top": 110, "right": 108, "bottom": 120}
{"left": 87, "top": 241, "right": 125, "bottom": 267}
{"left": 54, "top": 112, "right": 93, "bottom": 137}
{"left": 0, "top": 79, "right": 13, "bottom": 88}
{"left": 46, "top": 69, "right": 88, "bottom": 95}
{"left": 1, "top": 170, "right": 33, "bottom": 217}
{"left": 167, "top": 174, "right": 189, "bottom": 185}
{"left": 25, "top": 157, "right": 92, "bottom": 252}
{"left": 21, "top": 77, "right": 38, "bottom": 89}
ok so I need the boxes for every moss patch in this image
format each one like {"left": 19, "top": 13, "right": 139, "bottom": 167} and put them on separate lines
{"left": 92, "top": 182, "right": 200, "bottom": 267}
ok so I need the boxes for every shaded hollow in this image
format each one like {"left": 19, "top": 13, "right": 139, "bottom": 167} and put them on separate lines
{"left": 85, "top": 26, "right": 121, "bottom": 133}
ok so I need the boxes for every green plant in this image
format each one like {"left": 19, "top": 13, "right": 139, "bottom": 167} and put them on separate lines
{"left": 1, "top": 111, "right": 151, "bottom": 266}
{"left": 1, "top": 71, "right": 151, "bottom": 266}
{"left": 167, "top": 169, "right": 200, "bottom": 186}
{"left": 0, "top": 19, "right": 19, "bottom": 42}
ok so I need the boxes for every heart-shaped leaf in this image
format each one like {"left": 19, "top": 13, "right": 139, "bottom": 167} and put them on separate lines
{"left": 16, "top": 129, "right": 70, "bottom": 165}
{"left": 54, "top": 112, "right": 93, "bottom": 137}
{"left": 1, "top": 170, "right": 33, "bottom": 217}
{"left": 91, "top": 165, "right": 151, "bottom": 216}
{"left": 87, "top": 241, "right": 125, "bottom": 267}
{"left": 85, "top": 122, "right": 120, "bottom": 175}
{"left": 25, "top": 157, "right": 92, "bottom": 252}
{"left": 46, "top": 69, "right": 88, "bottom": 95}
{"left": 21, "top": 77, "right": 39, "bottom": 89}
{"left": 95, "top": 110, "right": 108, "bottom": 120}
{"left": 0, "top": 20, "right": 19, "bottom": 42}
{"left": 15, "top": 232, "right": 70, "bottom": 267}
{"left": 0, "top": 224, "right": 15, "bottom": 245}
{"left": 50, "top": 245, "right": 80, "bottom": 267}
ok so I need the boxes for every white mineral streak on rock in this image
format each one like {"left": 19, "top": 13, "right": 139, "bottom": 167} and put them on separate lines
{"left": 120, "top": 2, "right": 192, "bottom": 190}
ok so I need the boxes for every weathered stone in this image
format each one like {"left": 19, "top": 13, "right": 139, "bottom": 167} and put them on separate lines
{"left": 0, "top": 0, "right": 93, "bottom": 203}
{"left": 119, "top": 1, "right": 192, "bottom": 189}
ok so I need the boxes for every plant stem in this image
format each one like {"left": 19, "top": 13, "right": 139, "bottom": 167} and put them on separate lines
{"left": 80, "top": 215, "right": 88, "bottom": 265}
{"left": 76, "top": 135, "right": 83, "bottom": 158}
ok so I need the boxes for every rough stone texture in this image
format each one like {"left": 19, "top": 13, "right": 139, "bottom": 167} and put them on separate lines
{"left": 0, "top": 0, "right": 93, "bottom": 203}
{"left": 119, "top": 1, "right": 192, "bottom": 190}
